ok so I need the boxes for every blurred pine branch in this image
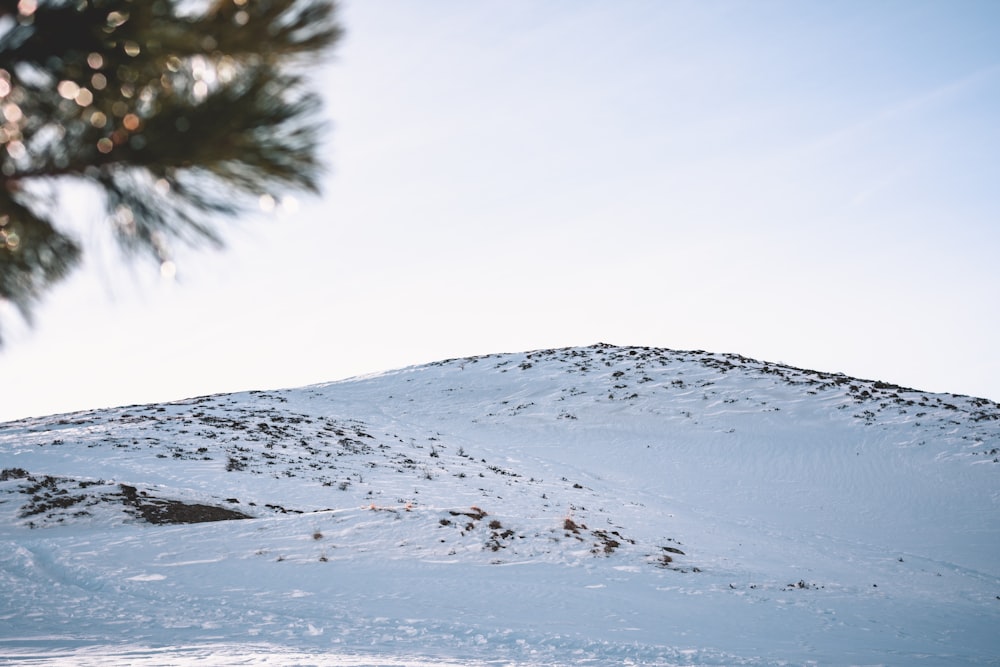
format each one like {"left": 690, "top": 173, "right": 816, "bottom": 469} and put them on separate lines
{"left": 0, "top": 0, "right": 341, "bottom": 341}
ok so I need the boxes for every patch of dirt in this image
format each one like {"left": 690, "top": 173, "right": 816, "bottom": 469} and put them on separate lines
{"left": 119, "top": 484, "right": 252, "bottom": 525}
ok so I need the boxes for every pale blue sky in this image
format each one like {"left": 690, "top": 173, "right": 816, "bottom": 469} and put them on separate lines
{"left": 1, "top": 0, "right": 998, "bottom": 420}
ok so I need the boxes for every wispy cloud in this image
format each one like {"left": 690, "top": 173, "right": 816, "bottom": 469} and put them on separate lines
{"left": 803, "top": 62, "right": 1000, "bottom": 155}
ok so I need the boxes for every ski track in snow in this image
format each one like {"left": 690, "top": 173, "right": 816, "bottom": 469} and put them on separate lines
{"left": 1, "top": 344, "right": 998, "bottom": 665}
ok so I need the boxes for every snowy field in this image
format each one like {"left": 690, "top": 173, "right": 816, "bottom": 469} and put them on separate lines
{"left": 2, "top": 344, "right": 998, "bottom": 665}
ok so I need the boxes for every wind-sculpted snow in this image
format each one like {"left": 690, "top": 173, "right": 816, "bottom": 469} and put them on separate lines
{"left": 1, "top": 344, "right": 998, "bottom": 665}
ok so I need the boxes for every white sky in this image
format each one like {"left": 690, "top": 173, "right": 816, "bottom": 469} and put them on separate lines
{"left": 2, "top": 0, "right": 999, "bottom": 421}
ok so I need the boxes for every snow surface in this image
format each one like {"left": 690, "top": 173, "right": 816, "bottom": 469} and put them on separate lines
{"left": 1, "top": 344, "right": 998, "bottom": 666}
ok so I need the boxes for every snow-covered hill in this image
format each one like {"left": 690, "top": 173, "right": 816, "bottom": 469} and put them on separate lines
{"left": 2, "top": 344, "right": 998, "bottom": 665}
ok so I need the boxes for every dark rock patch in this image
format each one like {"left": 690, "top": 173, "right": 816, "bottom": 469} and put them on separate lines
{"left": 119, "top": 484, "right": 252, "bottom": 525}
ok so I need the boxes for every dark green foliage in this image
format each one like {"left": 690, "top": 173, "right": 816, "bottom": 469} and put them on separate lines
{"left": 0, "top": 0, "right": 341, "bottom": 340}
